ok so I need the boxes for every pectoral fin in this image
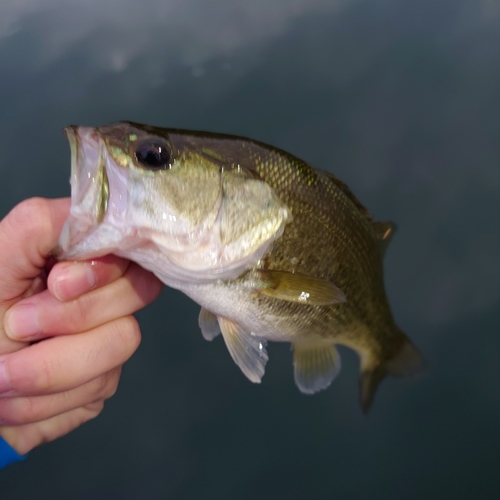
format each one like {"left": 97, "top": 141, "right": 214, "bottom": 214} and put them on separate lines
{"left": 198, "top": 308, "right": 220, "bottom": 341}
{"left": 293, "top": 342, "right": 341, "bottom": 394}
{"left": 257, "top": 270, "right": 345, "bottom": 306}
{"left": 218, "top": 317, "right": 268, "bottom": 383}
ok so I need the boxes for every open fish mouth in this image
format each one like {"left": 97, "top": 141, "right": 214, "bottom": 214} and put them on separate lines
{"left": 65, "top": 126, "right": 110, "bottom": 224}
{"left": 55, "top": 126, "right": 112, "bottom": 259}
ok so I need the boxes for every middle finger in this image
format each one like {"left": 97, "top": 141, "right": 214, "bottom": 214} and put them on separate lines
{"left": 4, "top": 263, "right": 162, "bottom": 342}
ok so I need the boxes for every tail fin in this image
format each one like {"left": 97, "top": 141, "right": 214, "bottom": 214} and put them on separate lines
{"left": 359, "top": 330, "right": 423, "bottom": 413}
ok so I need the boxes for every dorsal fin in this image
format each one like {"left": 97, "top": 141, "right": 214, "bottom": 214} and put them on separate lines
{"left": 371, "top": 221, "right": 397, "bottom": 256}
{"left": 322, "top": 171, "right": 373, "bottom": 222}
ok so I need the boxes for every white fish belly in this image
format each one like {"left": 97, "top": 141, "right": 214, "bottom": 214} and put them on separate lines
{"left": 181, "top": 281, "right": 305, "bottom": 343}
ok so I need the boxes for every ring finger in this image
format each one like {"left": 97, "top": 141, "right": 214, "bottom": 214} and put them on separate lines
{"left": 0, "top": 315, "right": 140, "bottom": 398}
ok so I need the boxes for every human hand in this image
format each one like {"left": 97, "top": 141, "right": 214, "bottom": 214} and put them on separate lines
{"left": 0, "top": 198, "right": 162, "bottom": 455}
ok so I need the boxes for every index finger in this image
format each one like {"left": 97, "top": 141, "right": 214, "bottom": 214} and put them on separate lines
{"left": 0, "top": 198, "right": 70, "bottom": 303}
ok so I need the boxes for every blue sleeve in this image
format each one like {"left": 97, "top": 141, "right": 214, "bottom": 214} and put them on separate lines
{"left": 0, "top": 436, "right": 27, "bottom": 469}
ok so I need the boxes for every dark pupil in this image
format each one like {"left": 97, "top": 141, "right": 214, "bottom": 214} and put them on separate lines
{"left": 135, "top": 143, "right": 170, "bottom": 169}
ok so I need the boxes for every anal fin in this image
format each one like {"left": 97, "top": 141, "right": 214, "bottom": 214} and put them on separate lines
{"left": 218, "top": 317, "right": 268, "bottom": 383}
{"left": 293, "top": 342, "right": 341, "bottom": 394}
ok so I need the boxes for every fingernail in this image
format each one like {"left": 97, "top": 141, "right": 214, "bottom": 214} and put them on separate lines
{"left": 0, "top": 360, "right": 13, "bottom": 395}
{"left": 5, "top": 304, "right": 41, "bottom": 341}
{"left": 53, "top": 263, "right": 96, "bottom": 301}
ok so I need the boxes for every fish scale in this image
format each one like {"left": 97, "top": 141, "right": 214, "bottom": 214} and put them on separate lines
{"left": 57, "top": 121, "right": 423, "bottom": 412}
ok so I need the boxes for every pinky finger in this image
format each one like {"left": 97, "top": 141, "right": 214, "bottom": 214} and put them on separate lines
{"left": 0, "top": 402, "right": 105, "bottom": 456}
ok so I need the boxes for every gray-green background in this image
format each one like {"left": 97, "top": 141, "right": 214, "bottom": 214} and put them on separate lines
{"left": 1, "top": 0, "right": 499, "bottom": 498}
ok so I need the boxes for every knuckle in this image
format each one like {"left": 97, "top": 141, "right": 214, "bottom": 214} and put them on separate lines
{"left": 0, "top": 401, "right": 17, "bottom": 425}
{"left": 9, "top": 198, "right": 51, "bottom": 235}
{"left": 18, "top": 396, "right": 39, "bottom": 424}
{"left": 5, "top": 355, "right": 48, "bottom": 395}
{"left": 105, "top": 383, "right": 119, "bottom": 400}
{"left": 68, "top": 293, "right": 93, "bottom": 331}
{"left": 103, "top": 368, "right": 122, "bottom": 400}
{"left": 114, "top": 315, "right": 142, "bottom": 355}
{"left": 12, "top": 197, "right": 49, "bottom": 219}
{"left": 0, "top": 397, "right": 39, "bottom": 425}
{"left": 1, "top": 198, "right": 55, "bottom": 266}
{"left": 93, "top": 371, "right": 119, "bottom": 401}
{"left": 94, "top": 374, "right": 110, "bottom": 397}
{"left": 28, "top": 355, "right": 54, "bottom": 393}
{"left": 84, "top": 400, "right": 105, "bottom": 417}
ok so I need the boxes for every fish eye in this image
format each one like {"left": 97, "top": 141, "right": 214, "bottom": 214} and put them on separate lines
{"left": 134, "top": 141, "right": 171, "bottom": 169}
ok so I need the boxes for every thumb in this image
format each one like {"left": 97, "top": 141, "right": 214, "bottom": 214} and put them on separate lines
{"left": 0, "top": 198, "right": 70, "bottom": 303}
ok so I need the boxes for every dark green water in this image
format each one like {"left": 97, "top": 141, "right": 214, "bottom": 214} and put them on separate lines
{"left": 1, "top": 0, "right": 499, "bottom": 498}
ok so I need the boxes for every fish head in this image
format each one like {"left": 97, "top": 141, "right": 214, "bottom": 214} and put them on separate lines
{"left": 57, "top": 122, "right": 291, "bottom": 285}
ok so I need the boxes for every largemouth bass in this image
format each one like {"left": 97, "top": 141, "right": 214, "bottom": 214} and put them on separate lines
{"left": 57, "top": 122, "right": 423, "bottom": 412}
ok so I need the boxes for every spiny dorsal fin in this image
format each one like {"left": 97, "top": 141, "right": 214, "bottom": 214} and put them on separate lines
{"left": 371, "top": 221, "right": 397, "bottom": 257}
{"left": 322, "top": 171, "right": 374, "bottom": 222}
{"left": 218, "top": 317, "right": 268, "bottom": 383}
{"left": 293, "top": 342, "right": 341, "bottom": 394}
{"left": 257, "top": 269, "right": 346, "bottom": 306}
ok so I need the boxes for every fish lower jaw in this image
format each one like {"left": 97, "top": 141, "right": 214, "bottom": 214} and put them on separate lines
{"left": 146, "top": 231, "right": 276, "bottom": 286}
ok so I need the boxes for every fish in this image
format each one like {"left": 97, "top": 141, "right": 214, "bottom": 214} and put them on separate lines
{"left": 56, "top": 121, "right": 423, "bottom": 412}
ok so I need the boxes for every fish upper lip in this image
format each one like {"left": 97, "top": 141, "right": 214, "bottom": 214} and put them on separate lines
{"left": 66, "top": 126, "right": 109, "bottom": 223}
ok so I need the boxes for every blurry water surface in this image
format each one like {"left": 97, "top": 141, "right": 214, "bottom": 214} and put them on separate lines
{"left": 1, "top": 1, "right": 499, "bottom": 498}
